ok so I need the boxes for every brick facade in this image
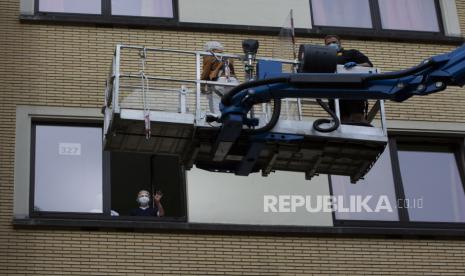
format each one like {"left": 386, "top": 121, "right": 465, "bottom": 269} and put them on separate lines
{"left": 1, "top": 0, "right": 465, "bottom": 274}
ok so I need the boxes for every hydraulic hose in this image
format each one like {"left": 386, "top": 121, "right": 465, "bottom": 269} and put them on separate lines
{"left": 362, "top": 59, "right": 434, "bottom": 82}
{"left": 221, "top": 77, "right": 289, "bottom": 106}
{"left": 313, "top": 99, "right": 340, "bottom": 133}
{"left": 244, "top": 98, "right": 281, "bottom": 134}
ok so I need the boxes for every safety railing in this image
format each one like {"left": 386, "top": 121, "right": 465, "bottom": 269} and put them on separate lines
{"left": 104, "top": 44, "right": 387, "bottom": 135}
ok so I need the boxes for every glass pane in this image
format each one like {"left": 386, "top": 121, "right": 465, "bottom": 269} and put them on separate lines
{"left": 112, "top": 0, "right": 174, "bottom": 18}
{"left": 378, "top": 0, "right": 439, "bottom": 32}
{"left": 39, "top": 0, "right": 101, "bottom": 14}
{"left": 311, "top": 0, "right": 372, "bottom": 28}
{"left": 34, "top": 125, "right": 103, "bottom": 213}
{"left": 187, "top": 169, "right": 333, "bottom": 227}
{"left": 398, "top": 149, "right": 465, "bottom": 222}
{"left": 331, "top": 146, "right": 399, "bottom": 221}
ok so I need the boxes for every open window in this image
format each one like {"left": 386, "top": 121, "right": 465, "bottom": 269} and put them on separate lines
{"left": 110, "top": 153, "right": 186, "bottom": 219}
{"left": 30, "top": 122, "right": 186, "bottom": 220}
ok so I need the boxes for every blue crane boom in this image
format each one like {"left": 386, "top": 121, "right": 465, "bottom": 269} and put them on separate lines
{"left": 210, "top": 44, "right": 465, "bottom": 177}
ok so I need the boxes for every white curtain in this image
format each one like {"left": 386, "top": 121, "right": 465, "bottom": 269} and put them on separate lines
{"left": 39, "top": 0, "right": 101, "bottom": 14}
{"left": 311, "top": 0, "right": 372, "bottom": 28}
{"left": 378, "top": 0, "right": 439, "bottom": 32}
{"left": 398, "top": 150, "right": 465, "bottom": 223}
{"left": 331, "top": 146, "right": 399, "bottom": 221}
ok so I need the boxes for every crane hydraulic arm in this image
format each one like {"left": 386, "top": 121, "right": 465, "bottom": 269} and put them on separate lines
{"left": 212, "top": 44, "right": 465, "bottom": 165}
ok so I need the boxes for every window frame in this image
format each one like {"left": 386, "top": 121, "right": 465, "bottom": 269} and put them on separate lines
{"left": 28, "top": 120, "right": 188, "bottom": 222}
{"left": 29, "top": 121, "right": 107, "bottom": 219}
{"left": 20, "top": 0, "right": 463, "bottom": 45}
{"left": 27, "top": 124, "right": 465, "bottom": 230}
{"left": 309, "top": 0, "right": 448, "bottom": 41}
{"left": 33, "top": 0, "right": 179, "bottom": 23}
{"left": 13, "top": 106, "right": 465, "bottom": 236}
{"left": 331, "top": 134, "right": 465, "bottom": 230}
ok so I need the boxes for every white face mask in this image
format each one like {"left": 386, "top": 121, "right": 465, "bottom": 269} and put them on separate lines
{"left": 328, "top": 43, "right": 340, "bottom": 51}
{"left": 137, "top": 196, "right": 150, "bottom": 205}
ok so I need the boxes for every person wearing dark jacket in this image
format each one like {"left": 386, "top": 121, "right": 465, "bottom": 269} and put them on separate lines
{"left": 325, "top": 35, "right": 373, "bottom": 124}
{"left": 130, "top": 190, "right": 165, "bottom": 217}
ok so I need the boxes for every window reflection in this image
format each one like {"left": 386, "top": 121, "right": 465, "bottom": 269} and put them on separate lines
{"left": 378, "top": 0, "right": 439, "bottom": 32}
{"left": 331, "top": 146, "right": 399, "bottom": 221}
{"left": 33, "top": 125, "right": 103, "bottom": 213}
{"left": 39, "top": 0, "right": 101, "bottom": 14}
{"left": 311, "top": 0, "right": 372, "bottom": 28}
{"left": 398, "top": 148, "right": 465, "bottom": 223}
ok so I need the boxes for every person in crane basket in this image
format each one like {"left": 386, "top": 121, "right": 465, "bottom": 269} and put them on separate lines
{"left": 201, "top": 41, "right": 239, "bottom": 116}
{"left": 324, "top": 35, "right": 373, "bottom": 125}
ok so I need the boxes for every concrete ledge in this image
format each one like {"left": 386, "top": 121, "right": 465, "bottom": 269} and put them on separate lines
{"left": 13, "top": 218, "right": 465, "bottom": 239}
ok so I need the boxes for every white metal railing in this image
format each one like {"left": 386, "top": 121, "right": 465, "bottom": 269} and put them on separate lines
{"left": 104, "top": 44, "right": 388, "bottom": 135}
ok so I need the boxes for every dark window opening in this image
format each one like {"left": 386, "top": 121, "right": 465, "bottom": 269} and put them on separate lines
{"left": 110, "top": 152, "right": 185, "bottom": 218}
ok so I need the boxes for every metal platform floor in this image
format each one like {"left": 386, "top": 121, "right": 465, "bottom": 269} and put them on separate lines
{"left": 104, "top": 108, "right": 387, "bottom": 183}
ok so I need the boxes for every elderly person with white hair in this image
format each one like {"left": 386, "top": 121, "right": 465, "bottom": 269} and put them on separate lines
{"left": 201, "top": 41, "right": 239, "bottom": 116}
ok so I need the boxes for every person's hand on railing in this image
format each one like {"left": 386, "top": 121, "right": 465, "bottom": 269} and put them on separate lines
{"left": 201, "top": 83, "right": 210, "bottom": 94}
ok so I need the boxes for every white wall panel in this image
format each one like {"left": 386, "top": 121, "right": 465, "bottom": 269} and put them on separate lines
{"left": 187, "top": 168, "right": 332, "bottom": 226}
{"left": 20, "top": 0, "right": 34, "bottom": 15}
{"left": 178, "top": 0, "right": 312, "bottom": 29}
{"left": 440, "top": 0, "right": 461, "bottom": 36}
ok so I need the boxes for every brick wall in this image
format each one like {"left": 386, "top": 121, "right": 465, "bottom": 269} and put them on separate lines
{"left": 1, "top": 0, "right": 465, "bottom": 274}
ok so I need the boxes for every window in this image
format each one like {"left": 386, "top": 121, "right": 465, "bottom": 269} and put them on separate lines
{"left": 36, "top": 0, "right": 174, "bottom": 18}
{"left": 331, "top": 146, "right": 399, "bottom": 221}
{"left": 33, "top": 124, "right": 103, "bottom": 213}
{"left": 39, "top": 0, "right": 101, "bottom": 14}
{"left": 24, "top": 1, "right": 461, "bottom": 41}
{"left": 15, "top": 107, "right": 465, "bottom": 233}
{"left": 311, "top": 0, "right": 372, "bottom": 29}
{"left": 378, "top": 0, "right": 439, "bottom": 32}
{"left": 311, "top": 0, "right": 442, "bottom": 33}
{"left": 30, "top": 122, "right": 185, "bottom": 219}
{"left": 397, "top": 144, "right": 465, "bottom": 222}
{"left": 331, "top": 135, "right": 465, "bottom": 226}
{"left": 111, "top": 0, "right": 173, "bottom": 18}
{"left": 187, "top": 168, "right": 333, "bottom": 227}
{"left": 110, "top": 153, "right": 185, "bottom": 217}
